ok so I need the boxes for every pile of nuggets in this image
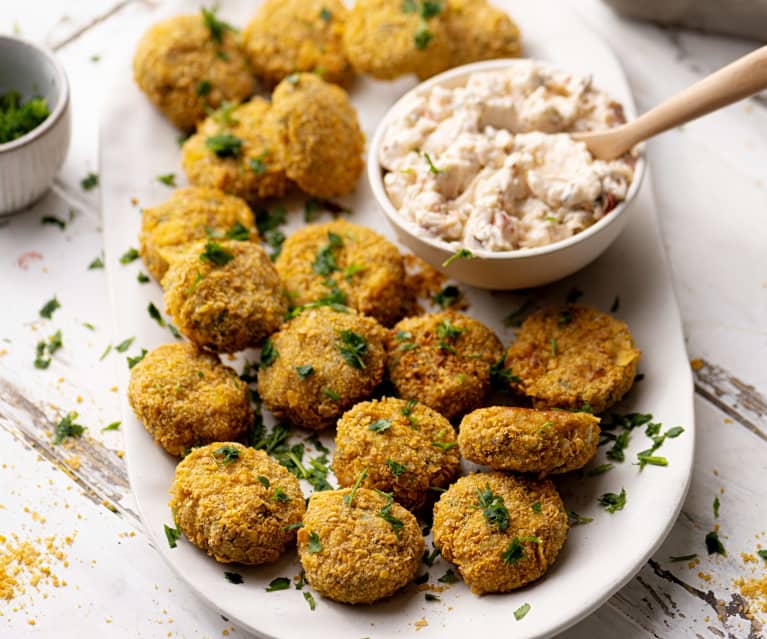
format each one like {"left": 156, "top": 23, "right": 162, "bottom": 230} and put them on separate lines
{"left": 127, "top": 0, "right": 641, "bottom": 608}
{"left": 133, "top": 1, "right": 523, "bottom": 200}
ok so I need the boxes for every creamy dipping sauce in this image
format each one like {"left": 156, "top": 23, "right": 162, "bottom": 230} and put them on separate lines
{"left": 379, "top": 62, "right": 636, "bottom": 252}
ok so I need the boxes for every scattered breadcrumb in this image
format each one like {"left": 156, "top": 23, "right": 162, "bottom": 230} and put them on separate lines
{"left": 690, "top": 358, "right": 703, "bottom": 370}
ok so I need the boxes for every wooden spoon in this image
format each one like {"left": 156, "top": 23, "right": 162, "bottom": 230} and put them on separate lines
{"left": 572, "top": 45, "right": 767, "bottom": 160}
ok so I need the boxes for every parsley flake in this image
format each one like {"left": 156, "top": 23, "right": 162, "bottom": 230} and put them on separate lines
{"left": 344, "top": 468, "right": 368, "bottom": 506}
{"left": 266, "top": 577, "right": 291, "bottom": 592}
{"left": 201, "top": 5, "right": 236, "bottom": 43}
{"left": 41, "top": 215, "right": 66, "bottom": 230}
{"left": 156, "top": 173, "right": 175, "bottom": 187}
{"left": 81, "top": 172, "right": 99, "bottom": 191}
{"left": 213, "top": 445, "right": 240, "bottom": 465}
{"left": 120, "top": 248, "right": 139, "bottom": 264}
{"left": 705, "top": 531, "right": 726, "bottom": 556}
{"left": 39, "top": 296, "right": 60, "bottom": 319}
{"left": 568, "top": 510, "right": 593, "bottom": 526}
{"left": 386, "top": 459, "right": 407, "bottom": 477}
{"left": 337, "top": 330, "right": 368, "bottom": 369}
{"left": 476, "top": 484, "right": 509, "bottom": 531}
{"left": 442, "top": 248, "right": 474, "bottom": 268}
{"left": 368, "top": 418, "right": 392, "bottom": 433}
{"left": 433, "top": 285, "right": 461, "bottom": 309}
{"left": 424, "top": 593, "right": 440, "bottom": 602}
{"left": 514, "top": 603, "right": 531, "bottom": 621}
{"left": 200, "top": 240, "right": 234, "bottom": 265}
{"left": 303, "top": 591, "right": 316, "bottom": 611}
{"left": 598, "top": 488, "right": 627, "bottom": 513}
{"left": 307, "top": 531, "right": 322, "bottom": 554}
{"left": 438, "top": 569, "right": 457, "bottom": 583}
{"left": 205, "top": 133, "right": 243, "bottom": 158}
{"left": 669, "top": 553, "right": 698, "bottom": 562}
{"left": 224, "top": 572, "right": 243, "bottom": 584}
{"left": 101, "top": 421, "right": 121, "bottom": 432}
{"left": 376, "top": 491, "right": 404, "bottom": 539}
{"left": 88, "top": 256, "right": 104, "bottom": 269}
{"left": 127, "top": 349, "right": 148, "bottom": 369}
{"left": 53, "top": 412, "right": 85, "bottom": 444}
{"left": 164, "top": 523, "right": 182, "bottom": 549}
{"left": 296, "top": 364, "right": 314, "bottom": 379}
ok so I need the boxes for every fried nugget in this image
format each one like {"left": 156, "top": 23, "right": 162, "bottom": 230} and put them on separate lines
{"left": 170, "top": 443, "right": 305, "bottom": 564}
{"left": 432, "top": 471, "right": 568, "bottom": 594}
{"left": 386, "top": 311, "right": 504, "bottom": 419}
{"left": 128, "top": 342, "right": 251, "bottom": 456}
{"left": 243, "top": 0, "right": 353, "bottom": 87}
{"left": 444, "top": 0, "right": 522, "bottom": 67}
{"left": 267, "top": 73, "right": 364, "bottom": 198}
{"left": 181, "top": 97, "right": 288, "bottom": 202}
{"left": 133, "top": 11, "right": 254, "bottom": 131}
{"left": 504, "top": 305, "right": 641, "bottom": 413}
{"left": 275, "top": 220, "right": 405, "bottom": 326}
{"left": 297, "top": 487, "right": 423, "bottom": 603}
{"left": 139, "top": 186, "right": 256, "bottom": 282}
{"left": 343, "top": 0, "right": 452, "bottom": 80}
{"left": 458, "top": 406, "right": 601, "bottom": 475}
{"left": 163, "top": 239, "right": 287, "bottom": 353}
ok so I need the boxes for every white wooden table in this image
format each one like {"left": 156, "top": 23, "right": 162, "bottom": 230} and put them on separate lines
{"left": 1, "top": 1, "right": 765, "bottom": 637}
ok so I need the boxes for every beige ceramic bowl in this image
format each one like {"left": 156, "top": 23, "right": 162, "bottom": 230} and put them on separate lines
{"left": 367, "top": 59, "right": 645, "bottom": 290}
{"left": 0, "top": 35, "right": 71, "bottom": 215}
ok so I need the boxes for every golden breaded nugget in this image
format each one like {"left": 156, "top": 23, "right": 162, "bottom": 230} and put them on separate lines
{"left": 445, "top": 0, "right": 522, "bottom": 67}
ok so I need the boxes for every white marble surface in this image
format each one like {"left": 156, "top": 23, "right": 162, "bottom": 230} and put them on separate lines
{"left": 0, "top": 1, "right": 765, "bottom": 638}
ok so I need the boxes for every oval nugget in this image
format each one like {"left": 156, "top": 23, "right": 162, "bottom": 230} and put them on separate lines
{"left": 444, "top": 0, "right": 522, "bottom": 67}
{"left": 504, "top": 305, "right": 641, "bottom": 413}
{"left": 458, "top": 406, "right": 601, "bottom": 475}
{"left": 170, "top": 443, "right": 305, "bottom": 564}
{"left": 432, "top": 471, "right": 568, "bottom": 594}
{"left": 297, "top": 487, "right": 423, "bottom": 603}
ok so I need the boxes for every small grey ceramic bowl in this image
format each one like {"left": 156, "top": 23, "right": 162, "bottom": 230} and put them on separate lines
{"left": 367, "top": 59, "right": 645, "bottom": 290}
{"left": 0, "top": 35, "right": 71, "bottom": 215}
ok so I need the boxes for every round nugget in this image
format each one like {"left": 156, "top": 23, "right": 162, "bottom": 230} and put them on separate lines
{"left": 458, "top": 406, "right": 601, "bottom": 475}
{"left": 386, "top": 311, "right": 503, "bottom": 419}
{"left": 128, "top": 343, "right": 251, "bottom": 456}
{"left": 139, "top": 187, "right": 256, "bottom": 282}
{"left": 257, "top": 307, "right": 387, "bottom": 430}
{"left": 432, "top": 471, "right": 568, "bottom": 594}
{"left": 343, "top": 0, "right": 452, "bottom": 80}
{"left": 243, "top": 0, "right": 353, "bottom": 87}
{"left": 444, "top": 0, "right": 522, "bottom": 67}
{"left": 504, "top": 305, "right": 641, "bottom": 414}
{"left": 333, "top": 398, "right": 460, "bottom": 511}
{"left": 133, "top": 11, "right": 254, "bottom": 131}
{"left": 266, "top": 73, "right": 364, "bottom": 198}
{"left": 170, "top": 443, "right": 305, "bottom": 564}
{"left": 276, "top": 220, "right": 405, "bottom": 326}
{"left": 297, "top": 487, "right": 423, "bottom": 603}
{"left": 163, "top": 239, "right": 287, "bottom": 353}
{"left": 181, "top": 97, "right": 288, "bottom": 202}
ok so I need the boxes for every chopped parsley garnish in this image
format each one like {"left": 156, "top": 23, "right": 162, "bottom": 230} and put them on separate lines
{"left": 431, "top": 428, "right": 457, "bottom": 452}
{"left": 401, "top": 399, "right": 418, "bottom": 426}
{"left": 558, "top": 309, "right": 572, "bottom": 326}
{"left": 343, "top": 263, "right": 365, "bottom": 280}
{"left": 53, "top": 412, "right": 85, "bottom": 444}
{"left": 705, "top": 531, "right": 726, "bottom": 556}
{"left": 256, "top": 475, "right": 270, "bottom": 488}
{"left": 610, "top": 296, "right": 620, "bottom": 312}
{"left": 432, "top": 285, "right": 461, "bottom": 309}
{"left": 424, "top": 593, "right": 440, "bottom": 602}
{"left": 442, "top": 248, "right": 474, "bottom": 268}
{"left": 414, "top": 572, "right": 429, "bottom": 585}
{"left": 303, "top": 591, "right": 316, "bottom": 611}
{"left": 669, "top": 554, "right": 698, "bottom": 562}
{"left": 368, "top": 418, "right": 392, "bottom": 433}
{"left": 147, "top": 302, "right": 165, "bottom": 327}
{"left": 490, "top": 354, "right": 520, "bottom": 389}
{"left": 156, "top": 173, "right": 176, "bottom": 187}
{"left": 322, "top": 387, "right": 340, "bottom": 401}
{"left": 395, "top": 330, "right": 412, "bottom": 341}
{"left": 164, "top": 523, "right": 182, "bottom": 549}
{"left": 213, "top": 445, "right": 240, "bottom": 465}
{"left": 414, "top": 23, "right": 433, "bottom": 49}
{"left": 272, "top": 487, "right": 290, "bottom": 502}
{"left": 636, "top": 423, "right": 684, "bottom": 469}
{"left": 266, "top": 577, "right": 291, "bottom": 592}
{"left": 344, "top": 468, "right": 368, "bottom": 506}
{"left": 41, "top": 215, "right": 66, "bottom": 230}
{"left": 423, "top": 545, "right": 440, "bottom": 566}
{"left": 436, "top": 318, "right": 464, "bottom": 354}
{"left": 101, "top": 421, "right": 121, "bottom": 432}
{"left": 88, "top": 256, "right": 104, "bottom": 269}
{"left": 566, "top": 287, "right": 583, "bottom": 304}
{"left": 514, "top": 603, "right": 531, "bottom": 621}
{"left": 196, "top": 79, "right": 212, "bottom": 96}
{"left": 568, "top": 511, "right": 593, "bottom": 526}
{"left": 137, "top": 271, "right": 150, "bottom": 283}
{"left": 605, "top": 430, "right": 631, "bottom": 462}
{"left": 586, "top": 463, "right": 614, "bottom": 476}
{"left": 438, "top": 569, "right": 457, "bottom": 583}
{"left": 713, "top": 497, "right": 720, "bottom": 518}
{"left": 249, "top": 150, "right": 269, "bottom": 174}
{"left": 201, "top": 5, "right": 236, "bottom": 43}
{"left": 386, "top": 459, "right": 407, "bottom": 477}
{"left": 598, "top": 488, "right": 627, "bottom": 513}
{"left": 319, "top": 7, "right": 332, "bottom": 21}
{"left": 200, "top": 240, "right": 234, "bottom": 265}
{"left": 39, "top": 296, "right": 60, "bottom": 319}
{"left": 312, "top": 231, "right": 344, "bottom": 275}
{"left": 376, "top": 491, "right": 404, "bottom": 539}
{"left": 115, "top": 337, "right": 135, "bottom": 353}
{"left": 81, "top": 172, "right": 99, "bottom": 191}
{"left": 0, "top": 90, "right": 50, "bottom": 143}
{"left": 205, "top": 133, "right": 243, "bottom": 158}
{"left": 260, "top": 338, "right": 278, "bottom": 368}
{"left": 636, "top": 452, "right": 668, "bottom": 467}
{"left": 127, "top": 349, "right": 148, "bottom": 369}
{"left": 503, "top": 299, "right": 534, "bottom": 327}
{"left": 34, "top": 330, "right": 63, "bottom": 369}
{"left": 120, "top": 248, "right": 139, "bottom": 264}
{"left": 307, "top": 531, "right": 322, "bottom": 554}
{"left": 296, "top": 364, "right": 314, "bottom": 379}
{"left": 757, "top": 549, "right": 767, "bottom": 561}
{"left": 337, "top": 330, "right": 368, "bottom": 369}
{"left": 225, "top": 221, "right": 250, "bottom": 241}
{"left": 550, "top": 337, "right": 558, "bottom": 356}
{"left": 501, "top": 536, "right": 540, "bottom": 565}
{"left": 476, "top": 484, "right": 509, "bottom": 531}
{"left": 423, "top": 151, "right": 443, "bottom": 174}
{"left": 224, "top": 571, "right": 243, "bottom": 584}
{"left": 531, "top": 501, "right": 542, "bottom": 514}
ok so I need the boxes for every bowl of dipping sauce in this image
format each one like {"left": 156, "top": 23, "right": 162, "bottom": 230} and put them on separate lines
{"left": 368, "top": 58, "right": 645, "bottom": 290}
{"left": 0, "top": 35, "right": 71, "bottom": 215}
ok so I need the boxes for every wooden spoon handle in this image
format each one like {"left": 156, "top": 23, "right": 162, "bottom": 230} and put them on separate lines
{"left": 617, "top": 44, "right": 767, "bottom": 151}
